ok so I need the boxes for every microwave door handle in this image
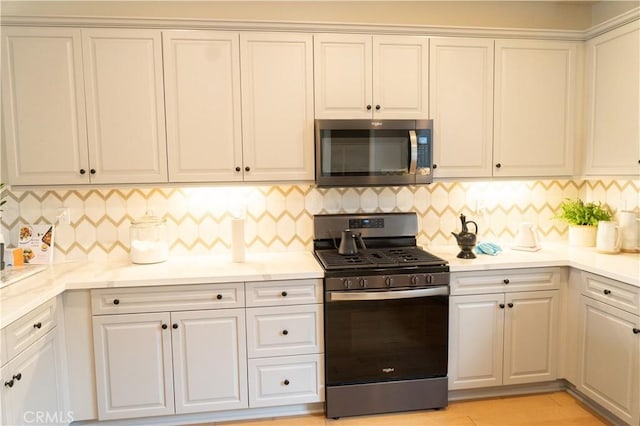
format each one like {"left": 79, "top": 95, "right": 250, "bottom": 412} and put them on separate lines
{"left": 408, "top": 130, "right": 418, "bottom": 174}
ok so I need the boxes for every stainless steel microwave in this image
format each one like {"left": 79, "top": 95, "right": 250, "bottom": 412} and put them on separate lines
{"left": 315, "top": 119, "right": 433, "bottom": 187}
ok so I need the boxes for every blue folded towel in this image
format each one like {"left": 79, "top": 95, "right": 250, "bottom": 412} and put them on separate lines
{"left": 474, "top": 241, "right": 503, "bottom": 256}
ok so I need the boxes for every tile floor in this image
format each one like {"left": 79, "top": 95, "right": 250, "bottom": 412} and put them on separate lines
{"left": 210, "top": 392, "right": 608, "bottom": 426}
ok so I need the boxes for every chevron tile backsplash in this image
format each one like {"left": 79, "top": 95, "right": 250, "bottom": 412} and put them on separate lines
{"left": 1, "top": 179, "right": 638, "bottom": 262}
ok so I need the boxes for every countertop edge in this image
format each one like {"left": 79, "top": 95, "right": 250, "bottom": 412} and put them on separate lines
{"left": 1, "top": 246, "right": 638, "bottom": 328}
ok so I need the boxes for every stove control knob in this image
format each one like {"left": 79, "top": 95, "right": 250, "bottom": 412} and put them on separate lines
{"left": 410, "top": 275, "right": 418, "bottom": 285}
{"left": 385, "top": 277, "right": 393, "bottom": 287}
{"left": 343, "top": 279, "right": 353, "bottom": 289}
{"left": 359, "top": 278, "right": 368, "bottom": 288}
{"left": 426, "top": 274, "right": 433, "bottom": 284}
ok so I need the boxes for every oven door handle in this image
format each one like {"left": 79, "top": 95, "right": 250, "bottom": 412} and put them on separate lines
{"left": 327, "top": 286, "right": 449, "bottom": 302}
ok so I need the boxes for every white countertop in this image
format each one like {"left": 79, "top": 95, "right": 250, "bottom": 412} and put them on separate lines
{"left": 0, "top": 251, "right": 323, "bottom": 328}
{"left": 1, "top": 245, "right": 638, "bottom": 329}
{"left": 428, "top": 243, "right": 640, "bottom": 286}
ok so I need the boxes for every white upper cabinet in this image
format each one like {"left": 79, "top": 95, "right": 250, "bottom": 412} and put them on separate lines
{"left": 82, "top": 29, "right": 168, "bottom": 184}
{"left": 314, "top": 34, "right": 428, "bottom": 119}
{"left": 2, "top": 27, "right": 89, "bottom": 185}
{"left": 240, "top": 32, "right": 315, "bottom": 181}
{"left": 583, "top": 20, "right": 640, "bottom": 176}
{"left": 429, "top": 37, "right": 494, "bottom": 177}
{"left": 163, "top": 31, "right": 242, "bottom": 182}
{"left": 494, "top": 39, "right": 578, "bottom": 177}
{"left": 2, "top": 27, "right": 168, "bottom": 185}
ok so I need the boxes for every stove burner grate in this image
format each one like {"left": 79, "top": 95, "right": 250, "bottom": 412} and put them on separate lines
{"left": 315, "top": 247, "right": 446, "bottom": 270}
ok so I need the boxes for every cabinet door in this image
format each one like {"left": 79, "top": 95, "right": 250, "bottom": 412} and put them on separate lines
{"left": 503, "top": 290, "right": 559, "bottom": 385}
{"left": 92, "top": 312, "right": 174, "bottom": 420}
{"left": 1, "top": 27, "right": 89, "bottom": 185}
{"left": 313, "top": 34, "right": 372, "bottom": 119}
{"left": 1, "top": 330, "right": 65, "bottom": 426}
{"left": 449, "top": 294, "right": 504, "bottom": 390}
{"left": 494, "top": 40, "right": 577, "bottom": 177}
{"left": 429, "top": 37, "right": 494, "bottom": 177}
{"left": 584, "top": 21, "right": 640, "bottom": 175}
{"left": 578, "top": 296, "right": 640, "bottom": 425}
{"left": 163, "top": 31, "right": 243, "bottom": 182}
{"left": 82, "top": 29, "right": 168, "bottom": 184}
{"left": 373, "top": 35, "right": 428, "bottom": 119}
{"left": 171, "top": 309, "right": 248, "bottom": 414}
{"left": 240, "top": 32, "right": 314, "bottom": 181}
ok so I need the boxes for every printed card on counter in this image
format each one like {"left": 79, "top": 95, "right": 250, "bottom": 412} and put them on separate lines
{"left": 18, "top": 224, "right": 54, "bottom": 264}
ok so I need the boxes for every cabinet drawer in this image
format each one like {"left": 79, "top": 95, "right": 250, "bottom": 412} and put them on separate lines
{"left": 581, "top": 272, "right": 639, "bottom": 315}
{"left": 245, "top": 279, "right": 322, "bottom": 307}
{"left": 246, "top": 305, "right": 323, "bottom": 358}
{"left": 91, "top": 283, "right": 244, "bottom": 315}
{"left": 3, "top": 297, "right": 57, "bottom": 363}
{"left": 450, "top": 268, "right": 562, "bottom": 295}
{"left": 248, "top": 354, "right": 324, "bottom": 408}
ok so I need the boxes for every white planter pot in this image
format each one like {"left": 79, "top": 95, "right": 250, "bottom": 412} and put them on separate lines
{"left": 568, "top": 225, "right": 597, "bottom": 247}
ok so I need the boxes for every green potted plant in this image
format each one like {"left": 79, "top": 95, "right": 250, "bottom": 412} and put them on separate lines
{"left": 555, "top": 198, "right": 612, "bottom": 246}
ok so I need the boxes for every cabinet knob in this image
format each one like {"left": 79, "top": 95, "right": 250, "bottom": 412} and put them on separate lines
{"left": 495, "top": 163, "right": 502, "bottom": 169}
{"left": 79, "top": 169, "right": 86, "bottom": 175}
{"left": 90, "top": 169, "right": 96, "bottom": 174}
{"left": 503, "top": 279, "right": 510, "bottom": 284}
{"left": 282, "top": 329, "right": 289, "bottom": 336}
{"left": 33, "top": 322, "right": 42, "bottom": 329}
{"left": 172, "top": 323, "right": 178, "bottom": 329}
{"left": 508, "top": 303, "right": 514, "bottom": 308}
{"left": 13, "top": 373, "right": 22, "bottom": 381}
{"left": 216, "top": 294, "right": 223, "bottom": 300}
{"left": 283, "top": 379, "right": 290, "bottom": 386}
{"left": 245, "top": 166, "right": 250, "bottom": 172}
{"left": 4, "top": 379, "right": 14, "bottom": 388}
{"left": 499, "top": 303, "right": 505, "bottom": 309}
{"left": 113, "top": 299, "right": 120, "bottom": 305}
{"left": 603, "top": 289, "right": 611, "bottom": 295}
{"left": 375, "top": 105, "right": 381, "bottom": 110}
{"left": 633, "top": 328, "right": 640, "bottom": 334}
{"left": 366, "top": 105, "right": 372, "bottom": 110}
{"left": 281, "top": 291, "right": 288, "bottom": 297}
{"left": 162, "top": 324, "right": 168, "bottom": 330}
{"left": 235, "top": 166, "right": 241, "bottom": 172}
{"left": 432, "top": 164, "right": 438, "bottom": 169}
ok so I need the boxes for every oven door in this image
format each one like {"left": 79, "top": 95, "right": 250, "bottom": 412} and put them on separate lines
{"left": 324, "top": 286, "right": 448, "bottom": 386}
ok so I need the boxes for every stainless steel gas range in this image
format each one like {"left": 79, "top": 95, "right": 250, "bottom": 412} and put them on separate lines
{"left": 313, "top": 212, "right": 450, "bottom": 419}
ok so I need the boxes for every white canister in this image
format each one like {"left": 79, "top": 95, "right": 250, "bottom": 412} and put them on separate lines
{"left": 618, "top": 210, "right": 640, "bottom": 253}
{"left": 596, "top": 220, "right": 622, "bottom": 254}
{"left": 129, "top": 212, "right": 169, "bottom": 264}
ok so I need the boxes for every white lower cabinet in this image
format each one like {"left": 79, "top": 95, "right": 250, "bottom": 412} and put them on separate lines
{"left": 245, "top": 279, "right": 324, "bottom": 408}
{"left": 248, "top": 354, "right": 324, "bottom": 408}
{"left": 1, "top": 330, "right": 66, "bottom": 426}
{"left": 91, "top": 286, "right": 247, "bottom": 420}
{"left": 577, "top": 272, "right": 640, "bottom": 425}
{"left": 1, "top": 298, "right": 66, "bottom": 426}
{"left": 449, "top": 268, "right": 561, "bottom": 390}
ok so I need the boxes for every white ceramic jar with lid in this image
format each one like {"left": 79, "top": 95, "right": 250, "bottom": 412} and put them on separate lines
{"left": 129, "top": 211, "right": 169, "bottom": 264}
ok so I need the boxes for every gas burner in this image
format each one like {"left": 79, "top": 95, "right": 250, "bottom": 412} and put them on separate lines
{"left": 314, "top": 247, "right": 447, "bottom": 271}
